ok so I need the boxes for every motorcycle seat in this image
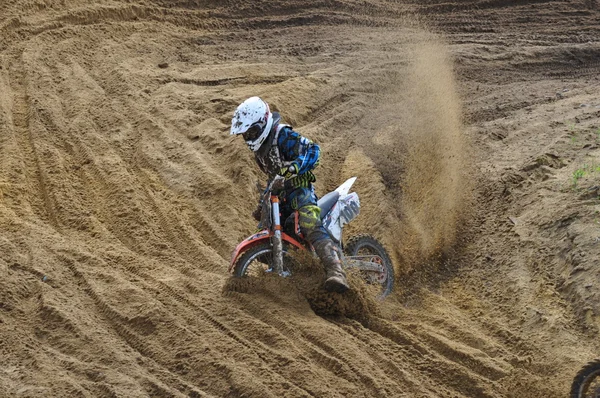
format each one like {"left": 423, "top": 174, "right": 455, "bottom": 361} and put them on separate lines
{"left": 317, "top": 191, "right": 339, "bottom": 219}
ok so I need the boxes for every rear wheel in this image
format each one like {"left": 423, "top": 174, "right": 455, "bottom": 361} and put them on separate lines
{"left": 233, "top": 242, "right": 297, "bottom": 278}
{"left": 344, "top": 234, "right": 394, "bottom": 299}
{"left": 571, "top": 360, "right": 600, "bottom": 398}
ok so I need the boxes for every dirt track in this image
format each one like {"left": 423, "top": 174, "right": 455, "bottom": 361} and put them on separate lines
{"left": 1, "top": 1, "right": 599, "bottom": 397}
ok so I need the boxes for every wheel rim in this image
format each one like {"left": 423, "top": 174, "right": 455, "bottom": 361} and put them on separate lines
{"left": 352, "top": 243, "right": 389, "bottom": 286}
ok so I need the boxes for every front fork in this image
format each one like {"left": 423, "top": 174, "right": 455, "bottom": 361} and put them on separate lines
{"left": 270, "top": 195, "right": 285, "bottom": 275}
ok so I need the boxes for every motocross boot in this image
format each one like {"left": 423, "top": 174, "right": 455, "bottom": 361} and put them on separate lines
{"left": 314, "top": 240, "right": 349, "bottom": 293}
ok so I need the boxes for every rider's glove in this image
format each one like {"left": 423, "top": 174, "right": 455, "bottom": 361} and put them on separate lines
{"left": 285, "top": 171, "right": 316, "bottom": 189}
{"left": 279, "top": 163, "right": 299, "bottom": 180}
{"left": 271, "top": 175, "right": 286, "bottom": 191}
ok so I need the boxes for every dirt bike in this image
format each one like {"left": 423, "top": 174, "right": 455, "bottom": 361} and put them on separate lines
{"left": 571, "top": 359, "right": 600, "bottom": 398}
{"left": 229, "top": 176, "right": 394, "bottom": 299}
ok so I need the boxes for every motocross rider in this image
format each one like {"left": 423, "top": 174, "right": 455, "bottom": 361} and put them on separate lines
{"left": 230, "top": 96, "right": 349, "bottom": 293}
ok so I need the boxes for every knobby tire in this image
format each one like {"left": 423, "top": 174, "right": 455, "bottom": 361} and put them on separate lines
{"left": 571, "top": 359, "right": 600, "bottom": 398}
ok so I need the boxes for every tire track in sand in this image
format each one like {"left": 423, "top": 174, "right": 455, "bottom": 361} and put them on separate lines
{"left": 138, "top": 274, "right": 319, "bottom": 397}
{"left": 226, "top": 289, "right": 422, "bottom": 397}
{"left": 59, "top": 247, "right": 318, "bottom": 397}
{"left": 334, "top": 318, "right": 503, "bottom": 398}
{"left": 129, "top": 115, "right": 230, "bottom": 270}
{"left": 58, "top": 253, "right": 216, "bottom": 398}
{"left": 9, "top": 52, "right": 60, "bottom": 228}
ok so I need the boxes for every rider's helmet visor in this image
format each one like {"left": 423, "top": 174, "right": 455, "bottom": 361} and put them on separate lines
{"left": 242, "top": 123, "right": 264, "bottom": 141}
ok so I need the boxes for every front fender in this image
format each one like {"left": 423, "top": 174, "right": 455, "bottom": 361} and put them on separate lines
{"left": 228, "top": 231, "right": 306, "bottom": 273}
{"left": 229, "top": 230, "right": 271, "bottom": 272}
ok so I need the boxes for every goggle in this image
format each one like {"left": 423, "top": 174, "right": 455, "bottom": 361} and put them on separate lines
{"left": 242, "top": 123, "right": 264, "bottom": 141}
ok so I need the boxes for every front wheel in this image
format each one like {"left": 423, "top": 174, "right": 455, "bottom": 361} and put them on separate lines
{"left": 233, "top": 242, "right": 297, "bottom": 278}
{"left": 344, "top": 234, "right": 394, "bottom": 299}
{"left": 571, "top": 359, "right": 600, "bottom": 398}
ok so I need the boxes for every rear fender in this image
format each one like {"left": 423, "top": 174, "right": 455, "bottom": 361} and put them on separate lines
{"left": 228, "top": 231, "right": 305, "bottom": 272}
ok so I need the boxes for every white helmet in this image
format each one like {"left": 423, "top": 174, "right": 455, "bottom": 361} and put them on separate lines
{"left": 230, "top": 97, "right": 274, "bottom": 152}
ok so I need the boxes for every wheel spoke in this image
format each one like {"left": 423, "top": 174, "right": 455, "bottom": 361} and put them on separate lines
{"left": 235, "top": 244, "right": 297, "bottom": 278}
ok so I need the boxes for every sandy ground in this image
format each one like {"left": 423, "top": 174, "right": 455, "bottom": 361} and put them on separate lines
{"left": 0, "top": 0, "right": 599, "bottom": 397}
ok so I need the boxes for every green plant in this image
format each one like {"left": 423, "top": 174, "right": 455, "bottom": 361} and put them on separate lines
{"left": 571, "top": 163, "right": 600, "bottom": 189}
{"left": 572, "top": 167, "right": 586, "bottom": 187}
{"left": 565, "top": 122, "right": 585, "bottom": 144}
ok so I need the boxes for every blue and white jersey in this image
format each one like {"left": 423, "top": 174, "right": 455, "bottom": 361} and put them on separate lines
{"left": 254, "top": 121, "right": 321, "bottom": 185}
{"left": 275, "top": 126, "right": 320, "bottom": 175}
